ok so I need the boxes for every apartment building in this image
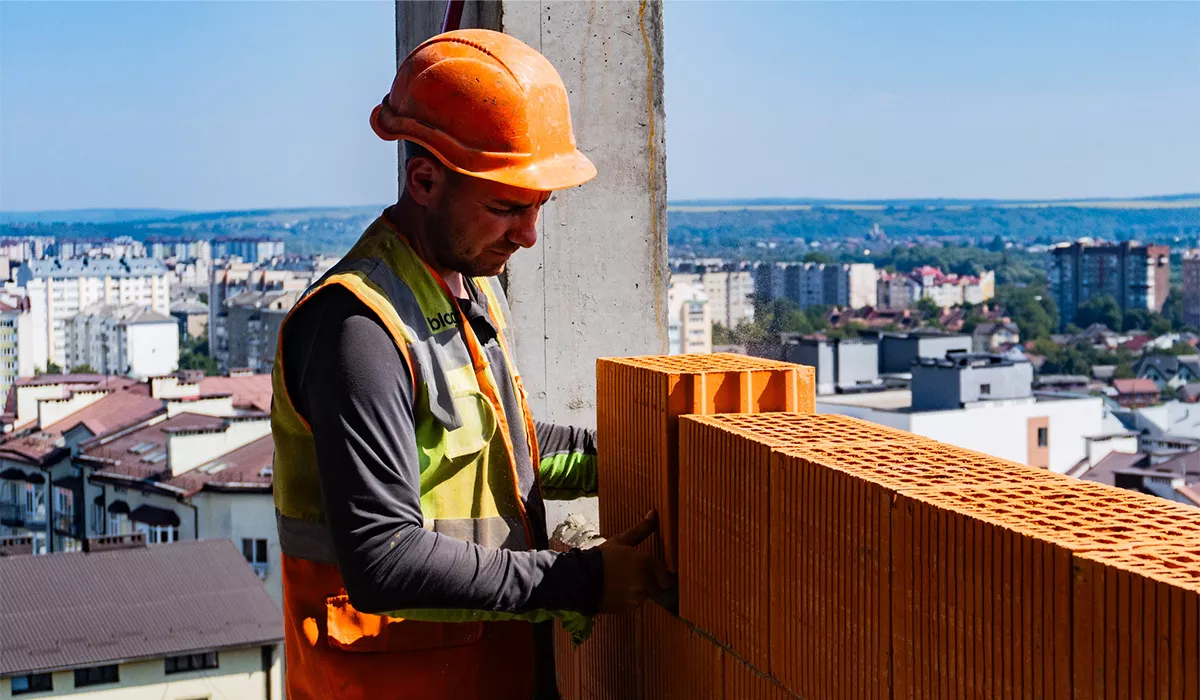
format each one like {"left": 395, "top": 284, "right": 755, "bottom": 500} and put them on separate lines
{"left": 1183, "top": 250, "right": 1200, "bottom": 328}
{"left": 17, "top": 258, "right": 170, "bottom": 371}
{"left": 670, "top": 261, "right": 755, "bottom": 329}
{"left": 0, "top": 538, "right": 282, "bottom": 700}
{"left": 147, "top": 236, "right": 213, "bottom": 262}
{"left": 0, "top": 298, "right": 33, "bottom": 405}
{"left": 667, "top": 279, "right": 711, "bottom": 354}
{"left": 64, "top": 305, "right": 180, "bottom": 379}
{"left": 214, "top": 238, "right": 285, "bottom": 264}
{"left": 754, "top": 262, "right": 877, "bottom": 310}
{"left": 1049, "top": 240, "right": 1170, "bottom": 329}
{"left": 211, "top": 291, "right": 299, "bottom": 373}
{"left": 878, "top": 266, "right": 995, "bottom": 311}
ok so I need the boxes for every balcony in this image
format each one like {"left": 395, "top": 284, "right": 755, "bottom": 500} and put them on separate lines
{"left": 53, "top": 512, "right": 78, "bottom": 538}
{"left": 250, "top": 562, "right": 269, "bottom": 581}
{"left": 0, "top": 502, "right": 23, "bottom": 526}
{"left": 551, "top": 354, "right": 1200, "bottom": 699}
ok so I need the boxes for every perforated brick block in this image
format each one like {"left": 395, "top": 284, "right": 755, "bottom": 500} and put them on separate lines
{"left": 642, "top": 602, "right": 723, "bottom": 700}
{"left": 1072, "top": 544, "right": 1200, "bottom": 699}
{"left": 901, "top": 480, "right": 1200, "bottom": 553}
{"left": 770, "top": 449, "right": 897, "bottom": 700}
{"left": 679, "top": 413, "right": 922, "bottom": 671}
{"left": 724, "top": 653, "right": 797, "bottom": 700}
{"left": 892, "top": 489, "right": 1073, "bottom": 700}
{"left": 579, "top": 609, "right": 643, "bottom": 700}
{"left": 597, "top": 353, "right": 814, "bottom": 571}
{"left": 549, "top": 536, "right": 583, "bottom": 700}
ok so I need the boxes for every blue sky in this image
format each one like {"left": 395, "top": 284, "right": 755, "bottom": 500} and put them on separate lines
{"left": 2, "top": 1, "right": 1198, "bottom": 211}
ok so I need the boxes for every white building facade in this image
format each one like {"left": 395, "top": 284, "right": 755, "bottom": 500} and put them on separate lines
{"left": 64, "top": 306, "right": 179, "bottom": 379}
{"left": 667, "top": 279, "right": 711, "bottom": 355}
{"left": 18, "top": 259, "right": 170, "bottom": 371}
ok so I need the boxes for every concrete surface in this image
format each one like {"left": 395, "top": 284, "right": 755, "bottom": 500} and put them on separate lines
{"left": 394, "top": 1, "right": 669, "bottom": 530}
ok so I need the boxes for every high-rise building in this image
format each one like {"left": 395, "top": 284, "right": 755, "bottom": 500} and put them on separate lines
{"left": 670, "top": 262, "right": 754, "bottom": 329}
{"left": 1049, "top": 241, "right": 1170, "bottom": 329}
{"left": 64, "top": 304, "right": 180, "bottom": 379}
{"left": 17, "top": 258, "right": 171, "bottom": 371}
{"left": 213, "top": 290, "right": 299, "bottom": 373}
{"left": 755, "top": 262, "right": 877, "bottom": 310}
{"left": 0, "top": 298, "right": 32, "bottom": 402}
{"left": 1183, "top": 250, "right": 1200, "bottom": 328}
{"left": 667, "top": 279, "right": 711, "bottom": 354}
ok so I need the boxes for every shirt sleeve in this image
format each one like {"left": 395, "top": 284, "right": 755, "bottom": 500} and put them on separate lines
{"left": 534, "top": 421, "right": 599, "bottom": 499}
{"left": 281, "top": 285, "right": 603, "bottom": 616}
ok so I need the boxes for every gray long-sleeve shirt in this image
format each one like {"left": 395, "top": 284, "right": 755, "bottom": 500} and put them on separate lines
{"left": 280, "top": 282, "right": 603, "bottom": 617}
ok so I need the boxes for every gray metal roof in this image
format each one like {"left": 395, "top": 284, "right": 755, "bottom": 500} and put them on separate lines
{"left": 20, "top": 257, "right": 168, "bottom": 279}
{"left": 0, "top": 539, "right": 282, "bottom": 676}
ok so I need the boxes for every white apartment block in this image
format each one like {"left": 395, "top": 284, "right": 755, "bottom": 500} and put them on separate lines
{"left": 668, "top": 279, "right": 712, "bottom": 354}
{"left": 0, "top": 298, "right": 33, "bottom": 404}
{"left": 671, "top": 265, "right": 755, "bottom": 329}
{"left": 878, "top": 267, "right": 995, "bottom": 310}
{"left": 64, "top": 305, "right": 180, "bottom": 379}
{"left": 754, "top": 262, "right": 878, "bottom": 310}
{"left": 17, "top": 259, "right": 170, "bottom": 371}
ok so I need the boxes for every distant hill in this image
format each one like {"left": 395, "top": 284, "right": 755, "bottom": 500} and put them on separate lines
{"left": 0, "top": 209, "right": 194, "bottom": 225}
{"left": 668, "top": 193, "right": 1200, "bottom": 210}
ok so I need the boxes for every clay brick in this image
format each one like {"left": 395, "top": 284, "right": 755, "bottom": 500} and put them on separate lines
{"left": 597, "top": 354, "right": 815, "bottom": 571}
{"left": 893, "top": 489, "right": 1073, "bottom": 700}
{"left": 642, "top": 602, "right": 722, "bottom": 700}
{"left": 724, "top": 653, "right": 796, "bottom": 700}
{"left": 769, "top": 438, "right": 1063, "bottom": 700}
{"left": 1072, "top": 544, "right": 1200, "bottom": 700}
{"left": 549, "top": 536, "right": 583, "bottom": 700}
{"left": 579, "top": 609, "right": 643, "bottom": 700}
{"left": 679, "top": 413, "right": 924, "bottom": 671}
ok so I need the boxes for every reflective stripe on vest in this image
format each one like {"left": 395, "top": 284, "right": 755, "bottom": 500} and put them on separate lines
{"left": 270, "top": 218, "right": 590, "bottom": 642}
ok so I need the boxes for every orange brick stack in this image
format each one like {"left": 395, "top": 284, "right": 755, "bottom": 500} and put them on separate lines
{"left": 561, "top": 352, "right": 1200, "bottom": 699}
{"left": 596, "top": 353, "right": 815, "bottom": 570}
{"left": 1072, "top": 544, "right": 1200, "bottom": 698}
{"left": 677, "top": 413, "right": 927, "bottom": 671}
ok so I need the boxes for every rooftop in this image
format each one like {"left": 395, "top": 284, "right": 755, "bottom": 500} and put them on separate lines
{"left": 0, "top": 539, "right": 282, "bottom": 676}
{"left": 81, "top": 412, "right": 225, "bottom": 480}
{"left": 199, "top": 374, "right": 272, "bottom": 413}
{"left": 39, "top": 382, "right": 164, "bottom": 441}
{"left": 20, "top": 257, "right": 168, "bottom": 279}
{"left": 166, "top": 434, "right": 273, "bottom": 496}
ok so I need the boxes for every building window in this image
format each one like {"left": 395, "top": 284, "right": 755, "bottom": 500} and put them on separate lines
{"left": 11, "top": 672, "right": 53, "bottom": 694}
{"left": 1037, "top": 427, "right": 1049, "bottom": 448}
{"left": 74, "top": 664, "right": 119, "bottom": 687}
{"left": 165, "top": 651, "right": 218, "bottom": 674}
{"left": 980, "top": 383, "right": 991, "bottom": 396}
{"left": 135, "top": 522, "right": 178, "bottom": 544}
{"left": 92, "top": 503, "right": 105, "bottom": 534}
{"left": 242, "top": 538, "right": 268, "bottom": 564}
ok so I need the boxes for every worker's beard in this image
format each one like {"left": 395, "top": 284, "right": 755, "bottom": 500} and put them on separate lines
{"left": 425, "top": 204, "right": 508, "bottom": 278}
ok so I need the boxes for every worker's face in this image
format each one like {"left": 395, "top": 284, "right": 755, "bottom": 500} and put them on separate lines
{"left": 409, "top": 156, "right": 550, "bottom": 277}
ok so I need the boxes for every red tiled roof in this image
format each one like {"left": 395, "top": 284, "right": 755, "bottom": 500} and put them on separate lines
{"left": 1121, "top": 335, "right": 1151, "bottom": 351}
{"left": 14, "top": 373, "right": 111, "bottom": 388}
{"left": 166, "top": 435, "right": 273, "bottom": 496}
{"left": 1112, "top": 378, "right": 1158, "bottom": 395}
{"left": 199, "top": 374, "right": 271, "bottom": 413}
{"left": 82, "top": 412, "right": 225, "bottom": 481}
{"left": 0, "top": 433, "right": 68, "bottom": 465}
{"left": 40, "top": 383, "right": 164, "bottom": 440}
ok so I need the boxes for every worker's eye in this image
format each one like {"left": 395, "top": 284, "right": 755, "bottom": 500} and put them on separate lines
{"left": 486, "top": 206, "right": 514, "bottom": 215}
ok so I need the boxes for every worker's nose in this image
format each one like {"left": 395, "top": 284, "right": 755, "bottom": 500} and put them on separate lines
{"left": 508, "top": 209, "right": 540, "bottom": 248}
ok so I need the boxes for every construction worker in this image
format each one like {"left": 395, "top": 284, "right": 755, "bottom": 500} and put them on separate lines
{"left": 270, "top": 29, "right": 672, "bottom": 700}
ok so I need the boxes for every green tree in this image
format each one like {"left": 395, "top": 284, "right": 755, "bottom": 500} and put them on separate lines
{"left": 997, "top": 287, "right": 1057, "bottom": 340}
{"left": 1075, "top": 295, "right": 1122, "bottom": 332}
{"left": 69, "top": 364, "right": 97, "bottom": 374}
{"left": 198, "top": 292, "right": 209, "bottom": 306}
{"left": 801, "top": 251, "right": 833, "bottom": 264}
{"left": 1114, "top": 363, "right": 1135, "bottom": 379}
{"left": 915, "top": 296, "right": 940, "bottom": 319}
{"left": 37, "top": 361, "right": 63, "bottom": 376}
{"left": 1161, "top": 287, "right": 1186, "bottom": 330}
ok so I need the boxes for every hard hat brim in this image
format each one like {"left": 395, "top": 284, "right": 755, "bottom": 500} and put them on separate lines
{"left": 372, "top": 104, "right": 597, "bottom": 192}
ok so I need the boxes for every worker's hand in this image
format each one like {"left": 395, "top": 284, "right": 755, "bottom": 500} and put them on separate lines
{"left": 597, "top": 510, "right": 675, "bottom": 614}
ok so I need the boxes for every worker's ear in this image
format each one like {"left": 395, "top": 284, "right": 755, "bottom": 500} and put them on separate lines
{"left": 404, "top": 155, "right": 443, "bottom": 206}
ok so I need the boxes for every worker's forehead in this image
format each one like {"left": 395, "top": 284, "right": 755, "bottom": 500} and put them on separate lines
{"left": 463, "top": 176, "right": 552, "bottom": 205}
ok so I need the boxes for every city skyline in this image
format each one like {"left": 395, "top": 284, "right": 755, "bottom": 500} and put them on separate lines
{"left": 2, "top": 1, "right": 1198, "bottom": 212}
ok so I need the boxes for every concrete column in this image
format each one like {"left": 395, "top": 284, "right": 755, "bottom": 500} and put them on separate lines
{"left": 395, "top": 1, "right": 668, "bottom": 526}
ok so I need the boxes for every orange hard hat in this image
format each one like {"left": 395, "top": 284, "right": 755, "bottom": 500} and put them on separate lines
{"left": 371, "top": 29, "right": 596, "bottom": 192}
